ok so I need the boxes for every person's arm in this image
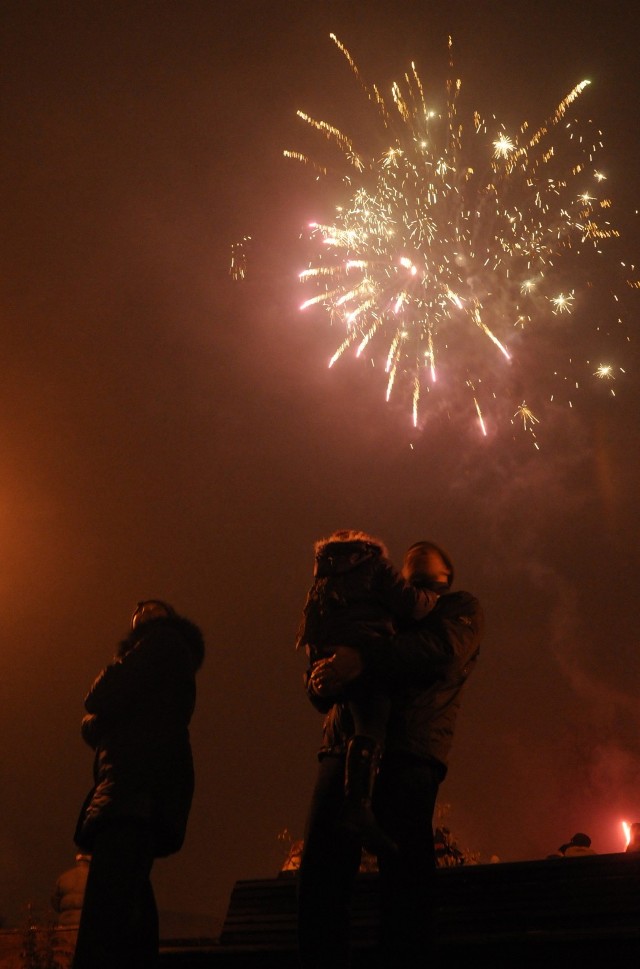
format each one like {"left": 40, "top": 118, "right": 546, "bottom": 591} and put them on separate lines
{"left": 314, "top": 593, "right": 483, "bottom": 694}
{"left": 367, "top": 591, "right": 483, "bottom": 688}
{"left": 80, "top": 713, "right": 102, "bottom": 749}
{"left": 375, "top": 560, "right": 439, "bottom": 621}
{"left": 303, "top": 666, "right": 336, "bottom": 713}
{"left": 304, "top": 642, "right": 367, "bottom": 704}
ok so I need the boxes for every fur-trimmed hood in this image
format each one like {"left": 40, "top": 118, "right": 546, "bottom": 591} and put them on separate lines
{"left": 313, "top": 529, "right": 388, "bottom": 578}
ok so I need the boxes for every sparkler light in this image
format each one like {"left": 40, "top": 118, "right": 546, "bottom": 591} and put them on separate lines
{"left": 286, "top": 35, "right": 632, "bottom": 441}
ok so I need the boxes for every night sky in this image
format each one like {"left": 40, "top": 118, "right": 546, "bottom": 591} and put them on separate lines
{"left": 1, "top": 0, "right": 639, "bottom": 938}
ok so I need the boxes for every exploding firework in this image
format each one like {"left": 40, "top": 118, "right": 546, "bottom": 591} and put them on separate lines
{"left": 286, "top": 35, "right": 633, "bottom": 442}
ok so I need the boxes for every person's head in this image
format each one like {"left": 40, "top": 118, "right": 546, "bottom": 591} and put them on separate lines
{"left": 130, "top": 599, "right": 176, "bottom": 630}
{"left": 570, "top": 832, "right": 591, "bottom": 848}
{"left": 402, "top": 541, "right": 454, "bottom": 592}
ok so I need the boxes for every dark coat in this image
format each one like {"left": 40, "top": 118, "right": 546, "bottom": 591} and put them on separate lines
{"left": 308, "top": 590, "right": 482, "bottom": 778}
{"left": 74, "top": 615, "right": 204, "bottom": 858}
{"left": 297, "top": 534, "right": 436, "bottom": 661}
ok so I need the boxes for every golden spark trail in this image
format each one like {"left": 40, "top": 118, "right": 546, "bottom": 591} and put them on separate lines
{"left": 474, "top": 397, "right": 487, "bottom": 436}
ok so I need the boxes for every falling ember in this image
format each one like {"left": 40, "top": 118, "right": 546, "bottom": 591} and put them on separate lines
{"left": 286, "top": 35, "right": 630, "bottom": 436}
{"left": 229, "top": 236, "right": 251, "bottom": 281}
{"left": 301, "top": 292, "right": 331, "bottom": 310}
{"left": 473, "top": 306, "right": 512, "bottom": 360}
{"left": 427, "top": 331, "right": 436, "bottom": 382}
{"left": 474, "top": 397, "right": 487, "bottom": 436}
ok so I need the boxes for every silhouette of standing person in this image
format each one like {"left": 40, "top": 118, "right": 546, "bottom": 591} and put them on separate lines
{"left": 296, "top": 529, "right": 438, "bottom": 853}
{"left": 298, "top": 541, "right": 483, "bottom": 969}
{"left": 72, "top": 600, "right": 204, "bottom": 969}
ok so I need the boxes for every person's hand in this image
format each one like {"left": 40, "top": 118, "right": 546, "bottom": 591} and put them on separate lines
{"left": 329, "top": 646, "right": 364, "bottom": 683}
{"left": 308, "top": 659, "right": 340, "bottom": 698}
{"left": 308, "top": 647, "right": 364, "bottom": 698}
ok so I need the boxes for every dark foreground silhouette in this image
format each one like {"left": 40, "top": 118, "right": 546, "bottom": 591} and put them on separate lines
{"left": 155, "top": 852, "right": 640, "bottom": 968}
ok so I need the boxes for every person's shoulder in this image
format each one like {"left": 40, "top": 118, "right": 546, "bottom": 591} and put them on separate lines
{"left": 171, "top": 617, "right": 205, "bottom": 670}
{"left": 134, "top": 617, "right": 205, "bottom": 671}
{"left": 437, "top": 589, "right": 481, "bottom": 612}
{"left": 435, "top": 590, "right": 483, "bottom": 628}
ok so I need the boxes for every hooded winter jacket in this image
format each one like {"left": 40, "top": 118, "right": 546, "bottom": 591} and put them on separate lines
{"left": 296, "top": 531, "right": 437, "bottom": 663}
{"left": 74, "top": 615, "right": 204, "bottom": 858}
{"left": 307, "top": 589, "right": 482, "bottom": 778}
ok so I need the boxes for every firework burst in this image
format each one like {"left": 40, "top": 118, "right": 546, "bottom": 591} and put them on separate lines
{"left": 286, "top": 35, "right": 633, "bottom": 443}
